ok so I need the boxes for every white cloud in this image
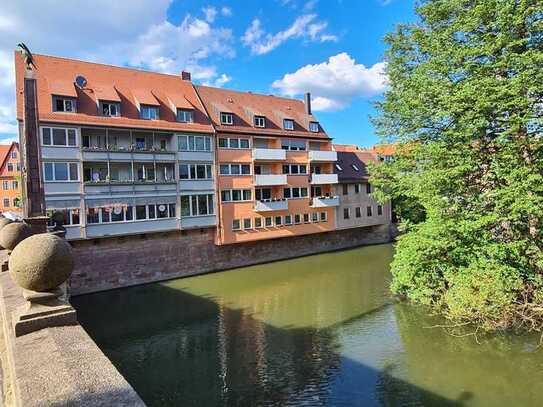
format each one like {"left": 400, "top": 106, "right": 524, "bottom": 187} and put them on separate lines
{"left": 0, "top": 0, "right": 234, "bottom": 138}
{"left": 202, "top": 6, "right": 217, "bottom": 23}
{"left": 241, "top": 14, "right": 337, "bottom": 55}
{"left": 272, "top": 52, "right": 388, "bottom": 111}
{"left": 203, "top": 73, "right": 232, "bottom": 88}
{"left": 221, "top": 7, "right": 232, "bottom": 17}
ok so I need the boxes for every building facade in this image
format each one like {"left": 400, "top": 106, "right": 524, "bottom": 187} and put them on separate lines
{"left": 333, "top": 146, "right": 391, "bottom": 229}
{"left": 195, "top": 86, "right": 339, "bottom": 245}
{"left": 15, "top": 54, "right": 216, "bottom": 240}
{"left": 0, "top": 142, "right": 21, "bottom": 213}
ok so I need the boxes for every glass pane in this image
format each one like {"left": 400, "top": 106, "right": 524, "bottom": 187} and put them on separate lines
{"left": 148, "top": 205, "right": 156, "bottom": 219}
{"left": 206, "top": 165, "right": 212, "bottom": 179}
{"left": 220, "top": 165, "right": 229, "bottom": 175}
{"left": 125, "top": 206, "right": 133, "bottom": 221}
{"left": 190, "top": 165, "right": 196, "bottom": 180}
{"left": 232, "top": 190, "right": 241, "bottom": 201}
{"left": 188, "top": 136, "right": 195, "bottom": 151}
{"left": 204, "top": 137, "right": 211, "bottom": 151}
{"left": 67, "top": 130, "right": 77, "bottom": 146}
{"left": 136, "top": 205, "right": 147, "bottom": 220}
{"left": 54, "top": 163, "right": 68, "bottom": 181}
{"left": 87, "top": 208, "right": 99, "bottom": 224}
{"left": 69, "top": 163, "right": 78, "bottom": 181}
{"left": 301, "top": 188, "right": 308, "bottom": 197}
{"left": 218, "top": 138, "right": 227, "bottom": 148}
{"left": 52, "top": 129, "right": 66, "bottom": 146}
{"left": 195, "top": 137, "right": 205, "bottom": 151}
{"left": 42, "top": 128, "right": 51, "bottom": 145}
{"left": 198, "top": 195, "right": 208, "bottom": 215}
{"left": 71, "top": 209, "right": 80, "bottom": 225}
{"left": 229, "top": 138, "right": 239, "bottom": 149}
{"left": 231, "top": 165, "right": 240, "bottom": 175}
{"left": 196, "top": 165, "right": 206, "bottom": 179}
{"left": 243, "top": 190, "right": 252, "bottom": 200}
{"left": 239, "top": 139, "right": 249, "bottom": 148}
{"left": 282, "top": 165, "right": 289, "bottom": 174}
{"left": 292, "top": 188, "right": 300, "bottom": 198}
{"left": 221, "top": 191, "right": 231, "bottom": 202}
{"left": 207, "top": 195, "right": 214, "bottom": 215}
{"left": 178, "top": 136, "right": 188, "bottom": 151}
{"left": 169, "top": 203, "right": 176, "bottom": 218}
{"left": 111, "top": 207, "right": 124, "bottom": 222}
{"left": 157, "top": 204, "right": 168, "bottom": 218}
{"left": 44, "top": 163, "right": 53, "bottom": 181}
{"left": 241, "top": 165, "right": 250, "bottom": 175}
{"left": 181, "top": 196, "right": 190, "bottom": 216}
{"left": 284, "top": 188, "right": 291, "bottom": 199}
{"left": 101, "top": 208, "right": 111, "bottom": 223}
{"left": 191, "top": 196, "right": 198, "bottom": 216}
{"left": 179, "top": 165, "right": 189, "bottom": 179}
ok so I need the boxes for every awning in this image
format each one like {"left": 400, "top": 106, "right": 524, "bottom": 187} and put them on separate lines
{"left": 85, "top": 197, "right": 135, "bottom": 207}
{"left": 134, "top": 196, "right": 176, "bottom": 205}
{"left": 132, "top": 89, "right": 160, "bottom": 106}
{"left": 48, "top": 80, "right": 78, "bottom": 98}
{"left": 94, "top": 84, "right": 121, "bottom": 102}
{"left": 46, "top": 199, "right": 81, "bottom": 209}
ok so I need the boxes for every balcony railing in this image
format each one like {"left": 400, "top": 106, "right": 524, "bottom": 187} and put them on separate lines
{"left": 254, "top": 174, "right": 288, "bottom": 186}
{"left": 254, "top": 199, "right": 288, "bottom": 212}
{"left": 310, "top": 196, "right": 340, "bottom": 208}
{"left": 82, "top": 146, "right": 174, "bottom": 153}
{"left": 253, "top": 148, "right": 287, "bottom": 161}
{"left": 310, "top": 173, "right": 339, "bottom": 184}
{"left": 308, "top": 150, "right": 337, "bottom": 162}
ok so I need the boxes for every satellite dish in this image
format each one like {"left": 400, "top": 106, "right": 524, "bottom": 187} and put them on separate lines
{"left": 75, "top": 75, "right": 87, "bottom": 89}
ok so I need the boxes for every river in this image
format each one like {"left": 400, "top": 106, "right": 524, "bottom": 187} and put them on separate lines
{"left": 73, "top": 243, "right": 543, "bottom": 406}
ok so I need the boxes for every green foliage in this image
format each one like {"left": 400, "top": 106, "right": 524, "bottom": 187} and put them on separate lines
{"left": 372, "top": 0, "right": 543, "bottom": 330}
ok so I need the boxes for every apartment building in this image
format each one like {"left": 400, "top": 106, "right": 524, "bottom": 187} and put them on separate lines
{"left": 333, "top": 146, "right": 391, "bottom": 229}
{"left": 0, "top": 142, "right": 21, "bottom": 213}
{"left": 195, "top": 86, "right": 339, "bottom": 245}
{"left": 15, "top": 54, "right": 216, "bottom": 240}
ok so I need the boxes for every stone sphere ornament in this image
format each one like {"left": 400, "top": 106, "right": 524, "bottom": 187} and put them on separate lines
{"left": 9, "top": 234, "right": 74, "bottom": 292}
{"left": 0, "top": 222, "right": 32, "bottom": 251}
{"left": 0, "top": 217, "right": 13, "bottom": 231}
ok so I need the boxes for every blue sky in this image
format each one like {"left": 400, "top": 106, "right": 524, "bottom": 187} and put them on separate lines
{"left": 0, "top": 0, "right": 416, "bottom": 146}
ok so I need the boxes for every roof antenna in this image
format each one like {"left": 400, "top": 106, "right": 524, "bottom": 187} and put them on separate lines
{"left": 17, "top": 43, "right": 37, "bottom": 70}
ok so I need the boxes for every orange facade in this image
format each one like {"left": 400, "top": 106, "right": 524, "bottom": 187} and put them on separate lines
{"left": 0, "top": 143, "right": 21, "bottom": 213}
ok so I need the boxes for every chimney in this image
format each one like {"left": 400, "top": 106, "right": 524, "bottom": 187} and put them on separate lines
{"left": 304, "top": 92, "right": 311, "bottom": 115}
{"left": 181, "top": 71, "right": 191, "bottom": 81}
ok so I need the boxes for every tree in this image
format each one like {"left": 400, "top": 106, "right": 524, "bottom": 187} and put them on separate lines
{"left": 371, "top": 0, "right": 543, "bottom": 330}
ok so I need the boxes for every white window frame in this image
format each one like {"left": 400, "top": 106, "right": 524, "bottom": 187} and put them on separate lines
{"left": 283, "top": 187, "right": 308, "bottom": 199}
{"left": 232, "top": 219, "right": 241, "bottom": 231}
{"left": 254, "top": 116, "right": 266, "bottom": 128}
{"left": 283, "top": 119, "right": 294, "bottom": 130}
{"left": 312, "top": 212, "right": 319, "bottom": 223}
{"left": 282, "top": 164, "right": 307, "bottom": 175}
{"left": 294, "top": 214, "right": 302, "bottom": 224}
{"left": 46, "top": 208, "right": 81, "bottom": 226}
{"left": 218, "top": 137, "right": 250, "bottom": 149}
{"left": 180, "top": 194, "right": 214, "bottom": 217}
{"left": 11, "top": 152, "right": 16, "bottom": 159}
{"left": 254, "top": 217, "right": 263, "bottom": 229}
{"left": 177, "top": 135, "right": 212, "bottom": 152}
{"left": 179, "top": 163, "right": 213, "bottom": 180}
{"left": 140, "top": 105, "right": 159, "bottom": 120}
{"left": 264, "top": 217, "right": 273, "bottom": 227}
{"left": 367, "top": 206, "right": 373, "bottom": 217}
{"left": 177, "top": 109, "right": 194, "bottom": 123}
{"left": 2, "top": 181, "right": 8, "bottom": 190}
{"left": 43, "top": 162, "right": 79, "bottom": 182}
{"left": 220, "top": 112, "right": 234, "bottom": 125}
{"left": 274, "top": 215, "right": 283, "bottom": 226}
{"left": 309, "top": 121, "right": 319, "bottom": 132}
{"left": 100, "top": 101, "right": 121, "bottom": 117}
{"left": 41, "top": 127, "right": 78, "bottom": 147}
{"left": 285, "top": 215, "right": 293, "bottom": 225}
{"left": 320, "top": 212, "right": 327, "bottom": 222}
{"left": 281, "top": 139, "right": 306, "bottom": 151}
{"left": 378, "top": 205, "right": 383, "bottom": 216}
{"left": 356, "top": 207, "right": 362, "bottom": 218}
{"left": 243, "top": 218, "right": 252, "bottom": 230}
{"left": 52, "top": 96, "right": 76, "bottom": 113}
{"left": 220, "top": 189, "right": 252, "bottom": 203}
{"left": 219, "top": 163, "right": 251, "bottom": 176}
{"left": 344, "top": 208, "right": 350, "bottom": 219}
{"left": 3, "top": 198, "right": 9, "bottom": 208}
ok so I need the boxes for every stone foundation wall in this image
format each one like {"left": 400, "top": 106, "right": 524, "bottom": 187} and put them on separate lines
{"left": 70, "top": 224, "right": 392, "bottom": 295}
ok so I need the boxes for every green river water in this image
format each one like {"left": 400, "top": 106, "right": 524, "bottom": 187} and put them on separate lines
{"left": 73, "top": 243, "right": 543, "bottom": 406}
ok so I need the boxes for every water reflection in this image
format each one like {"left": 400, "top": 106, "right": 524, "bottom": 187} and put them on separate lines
{"left": 73, "top": 244, "right": 543, "bottom": 406}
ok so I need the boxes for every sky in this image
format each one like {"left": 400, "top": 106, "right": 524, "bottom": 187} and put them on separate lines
{"left": 0, "top": 0, "right": 416, "bottom": 146}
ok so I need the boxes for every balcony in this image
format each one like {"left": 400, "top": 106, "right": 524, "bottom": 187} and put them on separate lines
{"left": 309, "top": 150, "right": 337, "bottom": 162}
{"left": 310, "top": 173, "right": 338, "bottom": 184}
{"left": 311, "top": 196, "right": 340, "bottom": 208}
{"left": 254, "top": 199, "right": 288, "bottom": 212}
{"left": 254, "top": 174, "right": 288, "bottom": 186}
{"left": 253, "top": 148, "right": 286, "bottom": 161}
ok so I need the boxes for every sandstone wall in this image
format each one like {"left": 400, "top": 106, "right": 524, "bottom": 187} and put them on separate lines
{"left": 69, "top": 224, "right": 392, "bottom": 295}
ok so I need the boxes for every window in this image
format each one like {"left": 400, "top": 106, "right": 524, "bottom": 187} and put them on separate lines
{"left": 7, "top": 163, "right": 13, "bottom": 172}
{"left": 100, "top": 101, "right": 120, "bottom": 117}
{"left": 43, "top": 162, "right": 79, "bottom": 181}
{"left": 254, "top": 116, "right": 266, "bottom": 128}
{"left": 275, "top": 216, "right": 283, "bottom": 226}
{"left": 312, "top": 212, "right": 319, "bottom": 222}
{"left": 282, "top": 164, "right": 307, "bottom": 175}
{"left": 309, "top": 122, "right": 319, "bottom": 132}
{"left": 311, "top": 186, "right": 322, "bottom": 197}
{"left": 366, "top": 183, "right": 371, "bottom": 194}
{"left": 140, "top": 105, "right": 159, "bottom": 120}
{"left": 46, "top": 208, "right": 81, "bottom": 226}
{"left": 294, "top": 214, "right": 301, "bottom": 224}
{"left": 219, "top": 164, "right": 251, "bottom": 175}
{"left": 179, "top": 164, "right": 213, "bottom": 180}
{"left": 180, "top": 194, "right": 214, "bottom": 217}
{"left": 283, "top": 187, "right": 308, "bottom": 199}
{"left": 178, "top": 135, "right": 212, "bottom": 152}
{"left": 2, "top": 181, "right": 8, "bottom": 190}
{"left": 281, "top": 139, "right": 306, "bottom": 151}
{"left": 303, "top": 213, "right": 310, "bottom": 223}
{"left": 41, "top": 128, "right": 77, "bottom": 147}
{"left": 344, "top": 208, "right": 350, "bottom": 219}
{"left": 351, "top": 164, "right": 360, "bottom": 171}
{"left": 232, "top": 219, "right": 241, "bottom": 231}
{"left": 221, "top": 189, "right": 252, "bottom": 202}
{"left": 354, "top": 184, "right": 360, "bottom": 194}
{"left": 52, "top": 96, "right": 75, "bottom": 113}
{"left": 378, "top": 205, "right": 383, "bottom": 216}
{"left": 12, "top": 180, "right": 18, "bottom": 189}
{"left": 265, "top": 217, "right": 273, "bottom": 227}
{"left": 355, "top": 207, "right": 362, "bottom": 218}
{"left": 367, "top": 206, "right": 373, "bottom": 216}
{"left": 342, "top": 184, "right": 349, "bottom": 195}
{"left": 255, "top": 188, "right": 272, "bottom": 201}
{"left": 255, "top": 217, "right": 263, "bottom": 228}
{"left": 217, "top": 137, "right": 249, "bottom": 149}
{"left": 335, "top": 164, "right": 343, "bottom": 171}
{"left": 220, "top": 112, "right": 234, "bottom": 125}
{"left": 285, "top": 215, "right": 292, "bottom": 225}
{"left": 320, "top": 212, "right": 327, "bottom": 222}
{"left": 243, "top": 218, "right": 252, "bottom": 230}
{"left": 283, "top": 119, "right": 294, "bottom": 130}
{"left": 177, "top": 109, "right": 194, "bottom": 123}
{"left": 11, "top": 152, "right": 16, "bottom": 159}
{"left": 3, "top": 199, "right": 9, "bottom": 207}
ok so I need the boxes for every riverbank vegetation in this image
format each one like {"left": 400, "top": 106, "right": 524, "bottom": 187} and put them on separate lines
{"left": 371, "top": 0, "right": 543, "bottom": 331}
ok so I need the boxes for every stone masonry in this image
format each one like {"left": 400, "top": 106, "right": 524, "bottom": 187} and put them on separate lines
{"left": 70, "top": 225, "right": 392, "bottom": 295}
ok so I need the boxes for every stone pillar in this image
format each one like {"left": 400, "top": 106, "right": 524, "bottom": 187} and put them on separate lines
{"left": 21, "top": 70, "right": 46, "bottom": 218}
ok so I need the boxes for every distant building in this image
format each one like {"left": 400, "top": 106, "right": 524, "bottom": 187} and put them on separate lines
{"left": 365, "top": 144, "right": 396, "bottom": 162}
{"left": 0, "top": 142, "right": 21, "bottom": 213}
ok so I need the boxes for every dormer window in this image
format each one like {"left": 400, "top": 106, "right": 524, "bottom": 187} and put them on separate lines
{"left": 100, "top": 101, "right": 120, "bottom": 117}
{"left": 141, "top": 105, "right": 159, "bottom": 120}
{"left": 254, "top": 116, "right": 266, "bottom": 128}
{"left": 283, "top": 119, "right": 294, "bottom": 130}
{"left": 177, "top": 109, "right": 194, "bottom": 123}
{"left": 309, "top": 121, "right": 319, "bottom": 132}
{"left": 53, "top": 96, "right": 76, "bottom": 113}
{"left": 220, "top": 112, "right": 234, "bottom": 125}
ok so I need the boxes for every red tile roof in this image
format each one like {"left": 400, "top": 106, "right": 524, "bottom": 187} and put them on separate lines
{"left": 195, "top": 85, "right": 330, "bottom": 139}
{"left": 15, "top": 53, "right": 214, "bottom": 134}
{"left": 333, "top": 144, "right": 361, "bottom": 152}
